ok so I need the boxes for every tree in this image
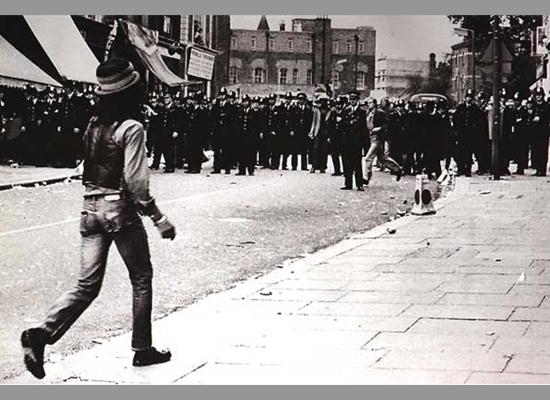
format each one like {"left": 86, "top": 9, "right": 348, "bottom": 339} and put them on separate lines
{"left": 423, "top": 61, "right": 452, "bottom": 96}
{"left": 447, "top": 15, "right": 542, "bottom": 94}
{"left": 405, "top": 61, "right": 452, "bottom": 97}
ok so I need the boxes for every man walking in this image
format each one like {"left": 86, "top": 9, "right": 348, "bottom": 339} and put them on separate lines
{"left": 364, "top": 97, "right": 402, "bottom": 185}
{"left": 21, "top": 58, "right": 176, "bottom": 380}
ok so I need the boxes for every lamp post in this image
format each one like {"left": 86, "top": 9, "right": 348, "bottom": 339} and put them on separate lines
{"left": 354, "top": 34, "right": 359, "bottom": 91}
{"left": 491, "top": 15, "right": 502, "bottom": 181}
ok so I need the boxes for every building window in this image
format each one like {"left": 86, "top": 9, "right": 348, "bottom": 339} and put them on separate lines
{"left": 251, "top": 37, "right": 256, "bottom": 50}
{"left": 346, "top": 40, "right": 352, "bottom": 53}
{"left": 254, "top": 67, "right": 265, "bottom": 83}
{"left": 357, "top": 72, "right": 366, "bottom": 90}
{"left": 269, "top": 37, "right": 274, "bottom": 50}
{"left": 306, "top": 69, "right": 313, "bottom": 85}
{"left": 306, "top": 39, "right": 312, "bottom": 53}
{"left": 163, "top": 16, "right": 172, "bottom": 35}
{"left": 333, "top": 41, "right": 339, "bottom": 54}
{"left": 359, "top": 42, "right": 365, "bottom": 53}
{"left": 229, "top": 67, "right": 238, "bottom": 84}
{"left": 279, "top": 68, "right": 288, "bottom": 84}
{"left": 288, "top": 38, "right": 293, "bottom": 51}
{"left": 292, "top": 68, "right": 298, "bottom": 84}
{"left": 332, "top": 71, "right": 340, "bottom": 88}
{"left": 231, "top": 37, "right": 236, "bottom": 48}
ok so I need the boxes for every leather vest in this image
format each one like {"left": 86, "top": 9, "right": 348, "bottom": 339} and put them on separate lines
{"left": 82, "top": 117, "right": 124, "bottom": 190}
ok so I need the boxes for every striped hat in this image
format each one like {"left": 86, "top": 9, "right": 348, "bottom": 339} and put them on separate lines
{"left": 95, "top": 58, "right": 141, "bottom": 96}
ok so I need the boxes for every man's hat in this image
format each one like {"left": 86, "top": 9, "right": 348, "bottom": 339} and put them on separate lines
{"left": 395, "top": 99, "right": 405, "bottom": 107}
{"left": 269, "top": 93, "right": 277, "bottom": 100}
{"left": 285, "top": 91, "right": 293, "bottom": 100}
{"left": 229, "top": 91, "right": 237, "bottom": 99}
{"left": 242, "top": 94, "right": 251, "bottom": 102}
{"left": 296, "top": 92, "right": 307, "bottom": 100}
{"left": 436, "top": 98, "right": 447, "bottom": 109}
{"left": 465, "top": 88, "right": 474, "bottom": 98}
{"left": 349, "top": 91, "right": 360, "bottom": 99}
{"left": 95, "top": 57, "right": 141, "bottom": 96}
{"left": 219, "top": 87, "right": 228, "bottom": 96}
{"left": 534, "top": 87, "right": 545, "bottom": 96}
{"left": 337, "top": 96, "right": 348, "bottom": 105}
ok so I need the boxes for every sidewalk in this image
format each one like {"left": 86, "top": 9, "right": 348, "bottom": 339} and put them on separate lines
{"left": 0, "top": 165, "right": 80, "bottom": 191}
{"left": 9, "top": 175, "right": 550, "bottom": 384}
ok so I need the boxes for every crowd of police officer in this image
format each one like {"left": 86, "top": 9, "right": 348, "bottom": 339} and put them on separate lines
{"left": 3, "top": 83, "right": 550, "bottom": 186}
{"left": 0, "top": 84, "right": 95, "bottom": 168}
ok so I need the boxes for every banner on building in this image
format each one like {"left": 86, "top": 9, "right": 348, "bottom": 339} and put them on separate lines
{"left": 187, "top": 47, "right": 215, "bottom": 80}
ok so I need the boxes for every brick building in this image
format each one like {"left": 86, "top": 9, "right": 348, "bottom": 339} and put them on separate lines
{"left": 225, "top": 16, "right": 376, "bottom": 98}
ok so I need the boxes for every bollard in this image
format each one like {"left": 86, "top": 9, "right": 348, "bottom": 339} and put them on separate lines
{"left": 411, "top": 174, "right": 435, "bottom": 215}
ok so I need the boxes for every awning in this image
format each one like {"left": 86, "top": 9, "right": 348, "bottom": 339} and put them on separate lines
{"left": 24, "top": 15, "right": 99, "bottom": 84}
{"left": 0, "top": 35, "right": 62, "bottom": 88}
{"left": 121, "top": 20, "right": 190, "bottom": 87}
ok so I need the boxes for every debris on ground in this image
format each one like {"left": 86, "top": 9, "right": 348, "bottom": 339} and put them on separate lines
{"left": 386, "top": 227, "right": 396, "bottom": 234}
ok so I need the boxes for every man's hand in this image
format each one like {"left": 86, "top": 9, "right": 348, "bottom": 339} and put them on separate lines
{"left": 154, "top": 215, "right": 176, "bottom": 240}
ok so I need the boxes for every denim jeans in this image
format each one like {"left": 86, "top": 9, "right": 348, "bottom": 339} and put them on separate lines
{"left": 38, "top": 195, "right": 153, "bottom": 351}
{"left": 364, "top": 135, "right": 402, "bottom": 176}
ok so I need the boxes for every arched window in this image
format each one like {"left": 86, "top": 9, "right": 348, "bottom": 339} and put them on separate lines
{"left": 254, "top": 67, "right": 266, "bottom": 83}
{"left": 279, "top": 68, "right": 288, "bottom": 84}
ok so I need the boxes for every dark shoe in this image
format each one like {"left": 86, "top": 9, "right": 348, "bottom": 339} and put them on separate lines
{"left": 21, "top": 329, "right": 46, "bottom": 379}
{"left": 340, "top": 186, "right": 352, "bottom": 190}
{"left": 282, "top": 166, "right": 288, "bottom": 170}
{"left": 236, "top": 172, "right": 245, "bottom": 176}
{"left": 133, "top": 347, "right": 171, "bottom": 367}
{"left": 292, "top": 167, "right": 297, "bottom": 171}
{"left": 320, "top": 170, "right": 326, "bottom": 174}
{"left": 365, "top": 172, "right": 372, "bottom": 186}
{"left": 310, "top": 168, "right": 315, "bottom": 173}
{"left": 164, "top": 168, "right": 175, "bottom": 173}
{"left": 357, "top": 186, "right": 365, "bottom": 191}
{"left": 225, "top": 170, "right": 231, "bottom": 175}
{"left": 331, "top": 172, "right": 342, "bottom": 176}
{"left": 149, "top": 165, "right": 159, "bottom": 170}
{"left": 211, "top": 170, "right": 221, "bottom": 174}
{"left": 395, "top": 170, "right": 402, "bottom": 182}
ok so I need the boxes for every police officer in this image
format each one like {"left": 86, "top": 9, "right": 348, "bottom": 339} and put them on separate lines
{"left": 515, "top": 97, "right": 533, "bottom": 175}
{"left": 453, "top": 89, "right": 485, "bottom": 177}
{"left": 291, "top": 92, "right": 313, "bottom": 170}
{"left": 236, "top": 95, "right": 261, "bottom": 176}
{"left": 211, "top": 88, "right": 236, "bottom": 174}
{"left": 152, "top": 93, "right": 180, "bottom": 173}
{"left": 341, "top": 91, "right": 366, "bottom": 191}
{"left": 531, "top": 87, "right": 550, "bottom": 176}
{"left": 262, "top": 93, "right": 279, "bottom": 170}
{"left": 185, "top": 91, "right": 210, "bottom": 174}
{"left": 386, "top": 99, "right": 407, "bottom": 166}
{"left": 328, "top": 97, "right": 345, "bottom": 176}
{"left": 278, "top": 92, "right": 294, "bottom": 170}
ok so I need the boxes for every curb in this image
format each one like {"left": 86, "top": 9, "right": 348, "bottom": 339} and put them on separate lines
{"left": 0, "top": 174, "right": 82, "bottom": 192}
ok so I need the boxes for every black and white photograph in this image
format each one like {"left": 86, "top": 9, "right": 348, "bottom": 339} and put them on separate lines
{"left": 1, "top": 12, "right": 550, "bottom": 385}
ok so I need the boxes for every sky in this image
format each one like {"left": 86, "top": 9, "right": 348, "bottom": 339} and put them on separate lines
{"left": 231, "top": 15, "right": 460, "bottom": 62}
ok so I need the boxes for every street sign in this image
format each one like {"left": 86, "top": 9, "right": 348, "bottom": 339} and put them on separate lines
{"left": 454, "top": 27, "right": 471, "bottom": 37}
{"left": 480, "top": 39, "right": 513, "bottom": 64}
{"left": 187, "top": 47, "right": 216, "bottom": 80}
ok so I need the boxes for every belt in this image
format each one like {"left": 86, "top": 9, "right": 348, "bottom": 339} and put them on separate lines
{"left": 84, "top": 193, "right": 125, "bottom": 201}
